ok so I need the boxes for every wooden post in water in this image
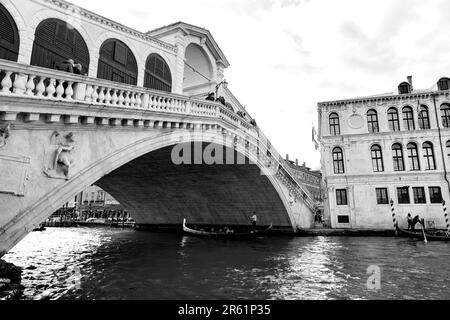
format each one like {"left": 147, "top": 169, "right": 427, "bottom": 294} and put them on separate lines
{"left": 390, "top": 199, "right": 398, "bottom": 235}
{"left": 442, "top": 200, "right": 450, "bottom": 234}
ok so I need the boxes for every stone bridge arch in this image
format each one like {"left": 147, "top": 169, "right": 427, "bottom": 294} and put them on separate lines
{"left": 0, "top": 129, "right": 301, "bottom": 256}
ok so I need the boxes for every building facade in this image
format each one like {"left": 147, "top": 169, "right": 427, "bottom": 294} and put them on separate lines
{"left": 318, "top": 77, "right": 450, "bottom": 230}
{"left": 60, "top": 185, "right": 120, "bottom": 209}
{"left": 284, "top": 157, "right": 322, "bottom": 203}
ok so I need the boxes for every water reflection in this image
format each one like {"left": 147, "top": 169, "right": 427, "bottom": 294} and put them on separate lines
{"left": 3, "top": 228, "right": 450, "bottom": 300}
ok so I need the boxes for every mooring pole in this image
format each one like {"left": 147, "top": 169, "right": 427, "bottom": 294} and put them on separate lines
{"left": 442, "top": 200, "right": 450, "bottom": 234}
{"left": 390, "top": 199, "right": 398, "bottom": 235}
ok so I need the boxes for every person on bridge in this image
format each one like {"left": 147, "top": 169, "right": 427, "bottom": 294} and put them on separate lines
{"left": 205, "top": 92, "right": 215, "bottom": 101}
{"left": 250, "top": 212, "right": 257, "bottom": 231}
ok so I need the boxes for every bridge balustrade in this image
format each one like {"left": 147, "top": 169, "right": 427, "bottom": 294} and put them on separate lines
{"left": 0, "top": 59, "right": 317, "bottom": 213}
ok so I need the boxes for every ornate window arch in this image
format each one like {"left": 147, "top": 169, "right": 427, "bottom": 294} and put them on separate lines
{"left": 329, "top": 113, "right": 340, "bottom": 136}
{"left": 418, "top": 105, "right": 430, "bottom": 130}
{"left": 402, "top": 106, "right": 415, "bottom": 131}
{"left": 388, "top": 108, "right": 400, "bottom": 131}
{"left": 367, "top": 109, "right": 379, "bottom": 133}
{"left": 97, "top": 38, "right": 138, "bottom": 85}
{"left": 144, "top": 53, "right": 172, "bottom": 92}
{"left": 392, "top": 143, "right": 405, "bottom": 171}
{"left": 0, "top": 3, "right": 20, "bottom": 61}
{"left": 31, "top": 18, "right": 90, "bottom": 74}
{"left": 423, "top": 142, "right": 436, "bottom": 170}
{"left": 407, "top": 142, "right": 420, "bottom": 171}
{"left": 332, "top": 147, "right": 345, "bottom": 174}
{"left": 441, "top": 104, "right": 450, "bottom": 128}
{"left": 371, "top": 144, "right": 384, "bottom": 172}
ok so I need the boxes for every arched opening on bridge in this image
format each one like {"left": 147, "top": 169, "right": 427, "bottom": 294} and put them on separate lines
{"left": 30, "top": 18, "right": 90, "bottom": 75}
{"left": 95, "top": 143, "right": 291, "bottom": 228}
{"left": 97, "top": 39, "right": 138, "bottom": 85}
{"left": 183, "top": 43, "right": 213, "bottom": 95}
{"left": 144, "top": 53, "right": 172, "bottom": 92}
{"left": 0, "top": 3, "right": 20, "bottom": 61}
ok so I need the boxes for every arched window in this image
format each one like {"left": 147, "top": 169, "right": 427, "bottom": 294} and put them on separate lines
{"left": 438, "top": 78, "right": 450, "bottom": 91}
{"left": 423, "top": 142, "right": 436, "bottom": 170}
{"left": 402, "top": 106, "right": 415, "bottom": 131}
{"left": 332, "top": 147, "right": 345, "bottom": 174}
{"left": 367, "top": 109, "right": 379, "bottom": 133}
{"left": 97, "top": 39, "right": 137, "bottom": 85}
{"left": 418, "top": 105, "right": 430, "bottom": 130}
{"left": 407, "top": 143, "right": 420, "bottom": 171}
{"left": 392, "top": 143, "right": 405, "bottom": 171}
{"left": 144, "top": 53, "right": 172, "bottom": 92}
{"left": 329, "top": 113, "right": 340, "bottom": 136}
{"left": 0, "top": 3, "right": 20, "bottom": 61}
{"left": 31, "top": 19, "right": 90, "bottom": 74}
{"left": 398, "top": 82, "right": 412, "bottom": 94}
{"left": 371, "top": 144, "right": 384, "bottom": 172}
{"left": 388, "top": 108, "right": 400, "bottom": 131}
{"left": 441, "top": 104, "right": 450, "bottom": 128}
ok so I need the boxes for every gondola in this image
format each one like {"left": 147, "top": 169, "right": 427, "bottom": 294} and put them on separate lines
{"left": 182, "top": 219, "right": 273, "bottom": 239}
{"left": 395, "top": 225, "right": 450, "bottom": 241}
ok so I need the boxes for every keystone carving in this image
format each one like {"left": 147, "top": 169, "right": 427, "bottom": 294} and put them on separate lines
{"left": 0, "top": 123, "right": 11, "bottom": 148}
{"left": 43, "top": 131, "right": 76, "bottom": 180}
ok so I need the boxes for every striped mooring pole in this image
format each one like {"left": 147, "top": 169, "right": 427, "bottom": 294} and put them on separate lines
{"left": 442, "top": 200, "right": 450, "bottom": 233}
{"left": 390, "top": 199, "right": 397, "bottom": 232}
{"left": 390, "top": 199, "right": 398, "bottom": 235}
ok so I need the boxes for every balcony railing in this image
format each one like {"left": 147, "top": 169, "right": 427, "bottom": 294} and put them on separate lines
{"left": 0, "top": 59, "right": 317, "bottom": 213}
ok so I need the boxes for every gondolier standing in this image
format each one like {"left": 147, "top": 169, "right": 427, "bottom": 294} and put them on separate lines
{"left": 250, "top": 212, "right": 258, "bottom": 230}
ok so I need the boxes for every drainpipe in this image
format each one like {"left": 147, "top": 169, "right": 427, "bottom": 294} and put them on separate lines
{"left": 431, "top": 93, "right": 450, "bottom": 196}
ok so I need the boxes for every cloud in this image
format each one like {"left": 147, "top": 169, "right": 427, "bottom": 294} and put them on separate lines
{"left": 338, "top": 21, "right": 400, "bottom": 74}
{"left": 284, "top": 29, "right": 310, "bottom": 56}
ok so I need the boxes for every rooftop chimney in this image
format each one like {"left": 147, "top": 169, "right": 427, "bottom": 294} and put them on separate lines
{"left": 286, "top": 154, "right": 289, "bottom": 161}
{"left": 295, "top": 159, "right": 299, "bottom": 166}
{"left": 407, "top": 75, "right": 413, "bottom": 90}
{"left": 302, "top": 162, "right": 306, "bottom": 168}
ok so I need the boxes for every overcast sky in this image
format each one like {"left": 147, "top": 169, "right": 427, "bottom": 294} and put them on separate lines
{"left": 70, "top": 0, "right": 450, "bottom": 169}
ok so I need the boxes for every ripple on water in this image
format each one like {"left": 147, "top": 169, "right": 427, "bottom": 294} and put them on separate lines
{"left": 3, "top": 229, "right": 450, "bottom": 299}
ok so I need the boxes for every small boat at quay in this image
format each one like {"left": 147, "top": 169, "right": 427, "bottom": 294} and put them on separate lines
{"left": 395, "top": 225, "right": 450, "bottom": 242}
{"left": 182, "top": 219, "right": 273, "bottom": 239}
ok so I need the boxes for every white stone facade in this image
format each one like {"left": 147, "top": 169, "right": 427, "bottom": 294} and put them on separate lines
{"left": 0, "top": 0, "right": 228, "bottom": 95}
{"left": 318, "top": 79, "right": 450, "bottom": 230}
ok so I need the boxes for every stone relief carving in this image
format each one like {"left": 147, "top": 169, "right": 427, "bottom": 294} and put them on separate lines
{"left": 347, "top": 114, "right": 365, "bottom": 129}
{"left": 0, "top": 154, "right": 30, "bottom": 196}
{"left": 43, "top": 131, "right": 76, "bottom": 180}
{"left": 0, "top": 123, "right": 11, "bottom": 148}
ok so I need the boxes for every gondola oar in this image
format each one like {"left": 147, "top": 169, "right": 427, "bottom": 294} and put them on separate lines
{"left": 421, "top": 218, "right": 428, "bottom": 244}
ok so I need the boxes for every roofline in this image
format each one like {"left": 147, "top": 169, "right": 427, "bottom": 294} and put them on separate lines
{"left": 318, "top": 89, "right": 450, "bottom": 108}
{"left": 147, "top": 21, "right": 230, "bottom": 68}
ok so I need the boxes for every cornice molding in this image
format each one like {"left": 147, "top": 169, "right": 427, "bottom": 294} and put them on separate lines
{"left": 38, "top": 0, "right": 177, "bottom": 53}
{"left": 318, "top": 90, "right": 450, "bottom": 108}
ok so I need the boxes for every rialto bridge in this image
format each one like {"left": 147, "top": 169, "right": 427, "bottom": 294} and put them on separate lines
{"left": 0, "top": 0, "right": 317, "bottom": 256}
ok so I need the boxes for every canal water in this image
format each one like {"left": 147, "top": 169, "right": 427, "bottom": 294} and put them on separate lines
{"left": 3, "top": 227, "right": 450, "bottom": 300}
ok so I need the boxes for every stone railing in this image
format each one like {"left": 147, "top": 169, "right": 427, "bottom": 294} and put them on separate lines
{"left": 0, "top": 59, "right": 317, "bottom": 213}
